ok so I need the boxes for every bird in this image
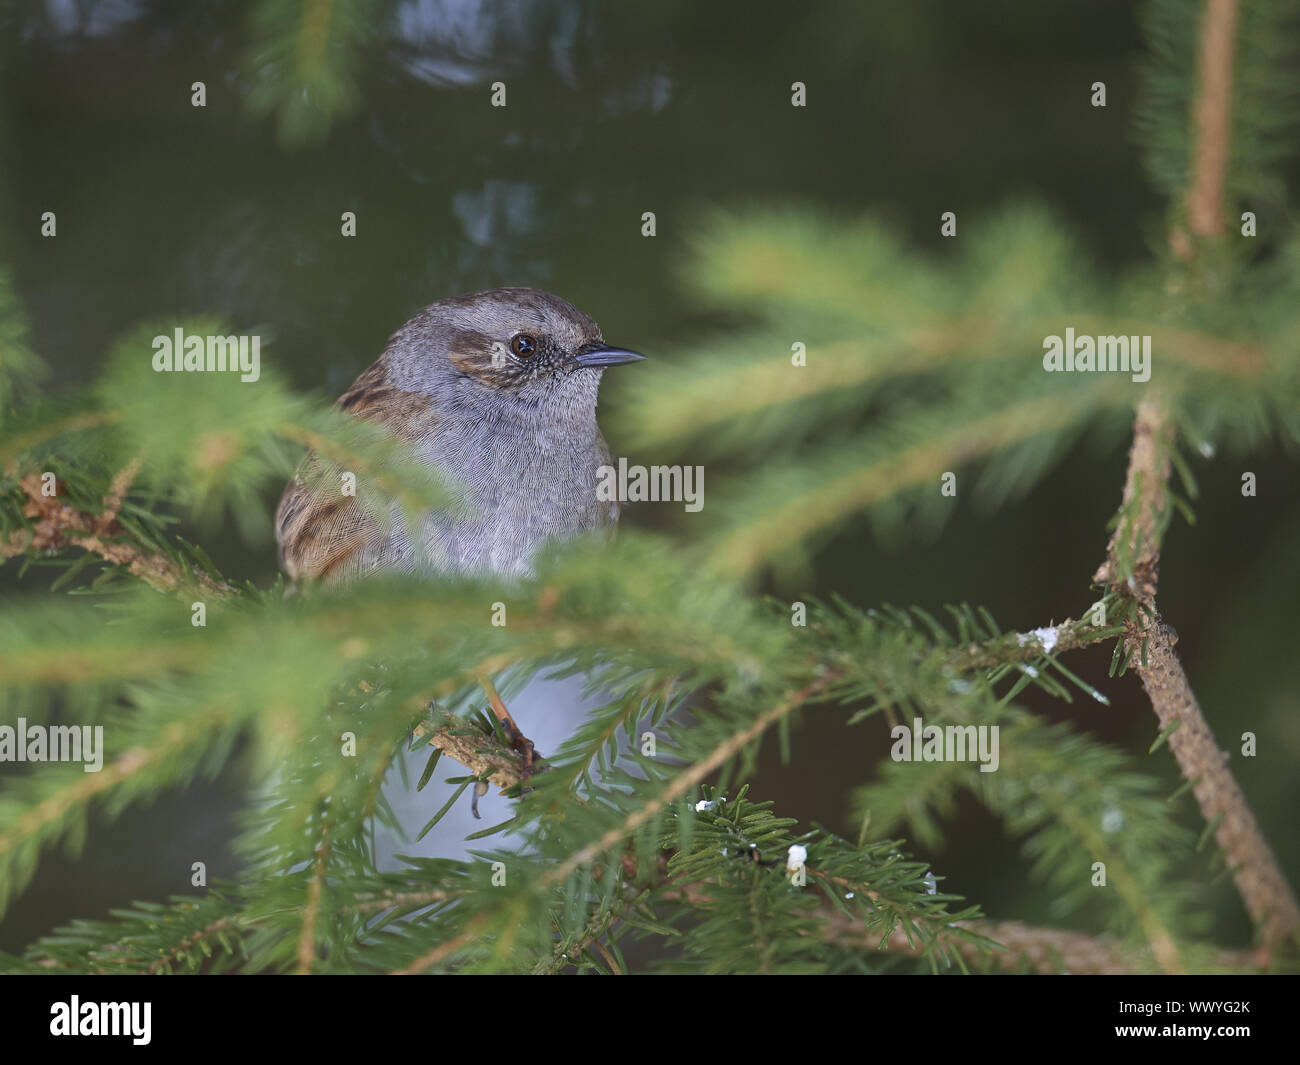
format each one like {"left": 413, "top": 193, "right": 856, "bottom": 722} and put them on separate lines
{"left": 275, "top": 287, "right": 644, "bottom": 585}
{"left": 275, "top": 287, "right": 644, "bottom": 787}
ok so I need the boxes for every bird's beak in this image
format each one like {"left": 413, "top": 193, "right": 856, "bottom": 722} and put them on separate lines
{"left": 572, "top": 342, "right": 646, "bottom": 368}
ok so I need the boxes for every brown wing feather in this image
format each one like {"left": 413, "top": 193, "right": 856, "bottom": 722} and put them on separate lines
{"left": 275, "top": 357, "right": 434, "bottom": 583}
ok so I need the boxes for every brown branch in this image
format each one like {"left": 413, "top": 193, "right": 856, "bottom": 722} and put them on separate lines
{"left": 295, "top": 815, "right": 332, "bottom": 975}
{"left": 146, "top": 916, "right": 236, "bottom": 975}
{"left": 945, "top": 920, "right": 1137, "bottom": 974}
{"left": 883, "top": 917, "right": 1140, "bottom": 974}
{"left": 589, "top": 936, "right": 622, "bottom": 974}
{"left": 951, "top": 613, "right": 1118, "bottom": 671}
{"left": 409, "top": 720, "right": 527, "bottom": 792}
{"left": 1183, "top": 0, "right": 1240, "bottom": 247}
{"left": 1096, "top": 404, "right": 1299, "bottom": 952}
{"left": 806, "top": 861, "right": 1192, "bottom": 974}
{"left": 351, "top": 889, "right": 462, "bottom": 914}
{"left": 1093, "top": 0, "right": 1300, "bottom": 955}
{"left": 1094, "top": 399, "right": 1173, "bottom": 597}
{"left": 590, "top": 857, "right": 1260, "bottom": 976}
{"left": 1143, "top": 624, "right": 1298, "bottom": 950}
{"left": 865, "top": 915, "right": 1259, "bottom": 975}
{"left": 391, "top": 916, "right": 489, "bottom": 975}
{"left": 414, "top": 609, "right": 1119, "bottom": 801}
{"left": 2, "top": 468, "right": 233, "bottom": 598}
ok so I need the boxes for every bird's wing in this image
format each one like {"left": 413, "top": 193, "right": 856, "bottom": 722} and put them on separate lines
{"left": 275, "top": 359, "right": 434, "bottom": 583}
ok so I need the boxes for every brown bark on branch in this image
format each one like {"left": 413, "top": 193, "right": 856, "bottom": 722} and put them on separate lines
{"left": 2, "top": 467, "right": 232, "bottom": 598}
{"left": 1093, "top": 0, "right": 1300, "bottom": 955}
{"left": 1094, "top": 406, "right": 1299, "bottom": 952}
{"left": 1179, "top": 0, "right": 1240, "bottom": 251}
{"left": 867, "top": 915, "right": 1259, "bottom": 976}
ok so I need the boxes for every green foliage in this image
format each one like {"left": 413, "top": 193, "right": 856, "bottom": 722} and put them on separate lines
{"left": 1138, "top": 0, "right": 1300, "bottom": 221}
{"left": 1, "top": 0, "right": 1298, "bottom": 974}
{"left": 0, "top": 265, "right": 43, "bottom": 419}
{"left": 244, "top": 0, "right": 377, "bottom": 147}
{"left": 619, "top": 199, "right": 1300, "bottom": 582}
{"left": 0, "top": 890, "right": 248, "bottom": 975}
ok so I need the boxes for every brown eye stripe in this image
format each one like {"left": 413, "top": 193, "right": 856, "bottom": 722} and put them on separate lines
{"left": 336, "top": 370, "right": 433, "bottom": 441}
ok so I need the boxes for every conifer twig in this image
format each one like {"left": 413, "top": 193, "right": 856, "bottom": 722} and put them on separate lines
{"left": 1, "top": 467, "right": 232, "bottom": 597}
{"left": 1094, "top": 0, "right": 1299, "bottom": 955}
{"left": 1175, "top": 0, "right": 1239, "bottom": 255}
{"left": 615, "top": 859, "right": 1258, "bottom": 975}
{"left": 409, "top": 720, "right": 527, "bottom": 792}
{"left": 146, "top": 916, "right": 237, "bottom": 975}
{"left": 867, "top": 915, "right": 1260, "bottom": 975}
{"left": 543, "top": 674, "right": 837, "bottom": 889}
{"left": 1095, "top": 401, "right": 1299, "bottom": 951}
{"left": 295, "top": 815, "right": 333, "bottom": 975}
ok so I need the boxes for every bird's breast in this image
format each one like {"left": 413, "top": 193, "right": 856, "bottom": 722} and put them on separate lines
{"left": 408, "top": 418, "right": 612, "bottom": 577}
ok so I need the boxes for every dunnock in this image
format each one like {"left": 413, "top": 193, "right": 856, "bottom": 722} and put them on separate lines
{"left": 275, "top": 287, "right": 643, "bottom": 583}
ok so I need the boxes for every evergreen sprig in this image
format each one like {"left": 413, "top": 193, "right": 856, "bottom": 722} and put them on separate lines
{"left": 1, "top": 0, "right": 1298, "bottom": 974}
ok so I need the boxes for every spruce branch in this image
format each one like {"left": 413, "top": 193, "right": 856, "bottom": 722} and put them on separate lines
{"left": 295, "top": 814, "right": 333, "bottom": 975}
{"left": 1, "top": 467, "right": 233, "bottom": 598}
{"left": 1026, "top": 747, "right": 1184, "bottom": 974}
{"left": 147, "top": 914, "right": 240, "bottom": 975}
{"left": 569, "top": 833, "right": 1201, "bottom": 975}
{"left": 949, "top": 611, "right": 1121, "bottom": 671}
{"left": 1137, "top": 613, "right": 1299, "bottom": 951}
{"left": 1096, "top": 407, "right": 1298, "bottom": 952}
{"left": 390, "top": 916, "right": 489, "bottom": 975}
{"left": 411, "top": 720, "right": 527, "bottom": 792}
{"left": 349, "top": 888, "right": 463, "bottom": 914}
{"left": 396, "top": 606, "right": 1119, "bottom": 840}
{"left": 543, "top": 674, "right": 837, "bottom": 889}
{"left": 709, "top": 393, "right": 1078, "bottom": 577}
{"left": 0, "top": 704, "right": 239, "bottom": 911}
{"left": 1179, "top": 0, "right": 1240, "bottom": 252}
{"left": 1094, "top": 0, "right": 1299, "bottom": 955}
{"left": 536, "top": 867, "right": 653, "bottom": 974}
{"left": 872, "top": 916, "right": 1259, "bottom": 975}
{"left": 387, "top": 680, "right": 840, "bottom": 974}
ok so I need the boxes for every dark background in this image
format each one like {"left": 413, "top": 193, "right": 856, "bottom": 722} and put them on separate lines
{"left": 1, "top": 0, "right": 1296, "bottom": 954}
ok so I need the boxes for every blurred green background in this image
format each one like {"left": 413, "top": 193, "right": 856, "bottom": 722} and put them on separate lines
{"left": 1, "top": 0, "right": 1295, "bottom": 954}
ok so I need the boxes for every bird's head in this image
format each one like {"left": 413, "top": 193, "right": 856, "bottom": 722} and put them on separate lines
{"left": 383, "top": 287, "right": 643, "bottom": 413}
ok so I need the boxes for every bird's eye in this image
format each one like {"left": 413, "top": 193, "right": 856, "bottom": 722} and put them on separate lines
{"left": 510, "top": 333, "right": 537, "bottom": 358}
